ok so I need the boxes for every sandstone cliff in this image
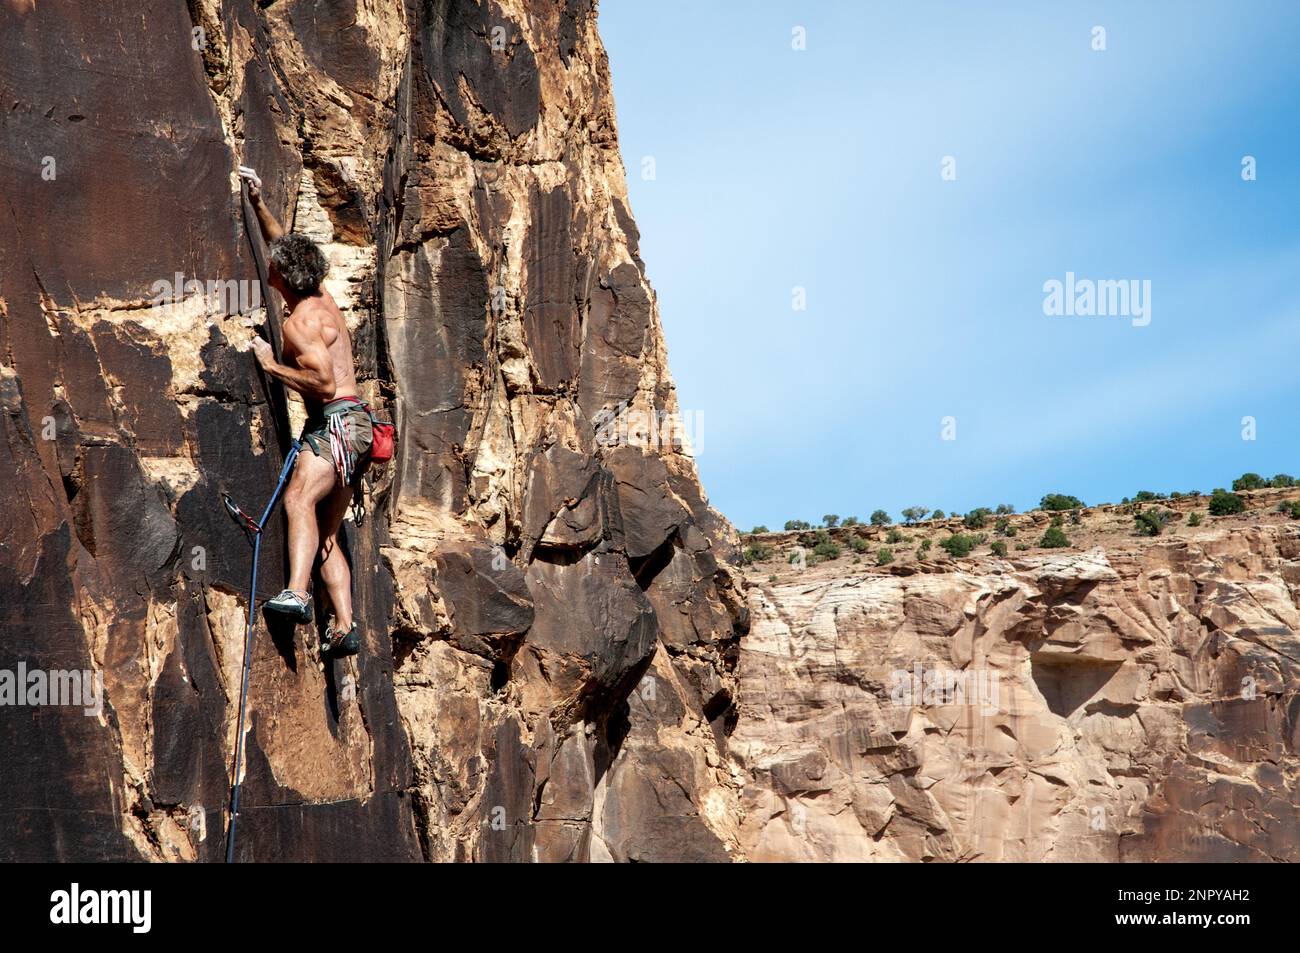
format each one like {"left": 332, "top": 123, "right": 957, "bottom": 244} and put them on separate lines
{"left": 0, "top": 0, "right": 746, "bottom": 862}
{"left": 735, "top": 510, "right": 1300, "bottom": 861}
{"left": 5, "top": 1, "right": 1294, "bottom": 866}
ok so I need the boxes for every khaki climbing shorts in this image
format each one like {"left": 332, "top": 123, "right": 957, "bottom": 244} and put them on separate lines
{"left": 302, "top": 397, "right": 373, "bottom": 487}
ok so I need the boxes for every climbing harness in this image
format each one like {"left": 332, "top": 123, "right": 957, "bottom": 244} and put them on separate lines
{"left": 307, "top": 394, "right": 397, "bottom": 529}
{"left": 221, "top": 439, "right": 301, "bottom": 863}
{"left": 301, "top": 395, "right": 379, "bottom": 526}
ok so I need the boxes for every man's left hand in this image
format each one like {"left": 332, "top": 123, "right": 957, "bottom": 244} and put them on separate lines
{"left": 238, "top": 165, "right": 263, "bottom": 202}
{"left": 250, "top": 335, "right": 275, "bottom": 370}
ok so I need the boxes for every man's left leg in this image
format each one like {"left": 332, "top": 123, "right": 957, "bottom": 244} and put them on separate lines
{"left": 316, "top": 480, "right": 355, "bottom": 632}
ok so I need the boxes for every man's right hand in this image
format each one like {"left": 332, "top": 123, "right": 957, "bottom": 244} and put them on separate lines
{"left": 238, "top": 165, "right": 263, "bottom": 203}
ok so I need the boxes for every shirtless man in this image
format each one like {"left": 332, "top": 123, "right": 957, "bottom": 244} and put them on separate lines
{"left": 239, "top": 166, "right": 371, "bottom": 657}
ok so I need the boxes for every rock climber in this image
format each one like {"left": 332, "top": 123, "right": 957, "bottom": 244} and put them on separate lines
{"left": 238, "top": 165, "right": 371, "bottom": 657}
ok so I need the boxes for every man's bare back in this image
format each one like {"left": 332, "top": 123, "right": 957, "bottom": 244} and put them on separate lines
{"left": 283, "top": 292, "right": 357, "bottom": 406}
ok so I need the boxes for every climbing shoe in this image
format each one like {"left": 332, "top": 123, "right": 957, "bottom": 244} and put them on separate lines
{"left": 264, "top": 589, "right": 313, "bottom": 624}
{"left": 322, "top": 621, "right": 361, "bottom": 658}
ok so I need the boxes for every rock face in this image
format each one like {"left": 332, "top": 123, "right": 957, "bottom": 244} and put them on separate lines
{"left": 734, "top": 528, "right": 1300, "bottom": 861}
{"left": 7, "top": 2, "right": 1294, "bottom": 866}
{"left": 0, "top": 0, "right": 745, "bottom": 861}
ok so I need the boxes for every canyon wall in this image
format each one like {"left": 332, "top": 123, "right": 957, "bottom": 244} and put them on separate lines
{"left": 734, "top": 523, "right": 1300, "bottom": 861}
{"left": 0, "top": 0, "right": 746, "bottom": 862}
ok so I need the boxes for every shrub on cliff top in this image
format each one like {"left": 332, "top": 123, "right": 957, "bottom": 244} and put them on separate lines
{"left": 1040, "top": 526, "right": 1070, "bottom": 548}
{"left": 813, "top": 539, "right": 841, "bottom": 560}
{"left": 799, "top": 529, "right": 832, "bottom": 549}
{"left": 939, "top": 534, "right": 976, "bottom": 557}
{"left": 1208, "top": 489, "right": 1246, "bottom": 516}
{"left": 1134, "top": 508, "right": 1172, "bottom": 537}
{"left": 1040, "top": 493, "right": 1084, "bottom": 511}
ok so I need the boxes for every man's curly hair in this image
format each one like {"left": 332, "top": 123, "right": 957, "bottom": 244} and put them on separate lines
{"left": 269, "top": 234, "right": 329, "bottom": 296}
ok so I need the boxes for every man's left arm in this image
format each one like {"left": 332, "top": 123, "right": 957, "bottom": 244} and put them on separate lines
{"left": 251, "top": 318, "right": 335, "bottom": 401}
{"left": 239, "top": 166, "right": 284, "bottom": 243}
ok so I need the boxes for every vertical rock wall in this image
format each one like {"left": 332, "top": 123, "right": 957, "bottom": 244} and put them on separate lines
{"left": 0, "top": 0, "right": 746, "bottom": 862}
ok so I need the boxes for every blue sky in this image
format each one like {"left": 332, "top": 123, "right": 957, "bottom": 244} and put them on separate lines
{"left": 599, "top": 1, "right": 1300, "bottom": 531}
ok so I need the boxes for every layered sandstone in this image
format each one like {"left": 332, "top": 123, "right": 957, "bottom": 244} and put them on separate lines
{"left": 734, "top": 517, "right": 1300, "bottom": 861}
{"left": 0, "top": 0, "right": 745, "bottom": 862}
